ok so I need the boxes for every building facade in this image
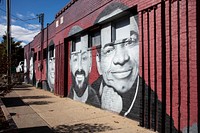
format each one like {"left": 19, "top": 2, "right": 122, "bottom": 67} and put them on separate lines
{"left": 24, "top": 0, "right": 199, "bottom": 132}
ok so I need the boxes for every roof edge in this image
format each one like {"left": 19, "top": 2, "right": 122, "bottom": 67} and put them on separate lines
{"left": 55, "top": 0, "right": 78, "bottom": 19}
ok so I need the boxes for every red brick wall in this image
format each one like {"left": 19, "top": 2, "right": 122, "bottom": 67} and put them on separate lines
{"left": 139, "top": 0, "right": 198, "bottom": 131}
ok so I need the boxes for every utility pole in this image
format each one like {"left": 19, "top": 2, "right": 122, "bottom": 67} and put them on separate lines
{"left": 38, "top": 13, "right": 44, "bottom": 31}
{"left": 6, "top": 0, "right": 11, "bottom": 89}
{"left": 37, "top": 13, "right": 44, "bottom": 85}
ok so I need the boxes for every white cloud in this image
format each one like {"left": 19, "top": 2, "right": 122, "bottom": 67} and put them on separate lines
{"left": 0, "top": 24, "right": 40, "bottom": 47}
{"left": 0, "top": 15, "right": 16, "bottom": 24}
{"left": 26, "top": 24, "right": 40, "bottom": 30}
{"left": 0, "top": 10, "right": 40, "bottom": 47}
{"left": 0, "top": 16, "right": 6, "bottom": 24}
{"left": 29, "top": 13, "right": 36, "bottom": 18}
{"left": 1, "top": 16, "right": 6, "bottom": 20}
{"left": 20, "top": 42, "right": 27, "bottom": 47}
{"left": 11, "top": 25, "right": 40, "bottom": 42}
{"left": 16, "top": 13, "right": 24, "bottom": 18}
{"left": 11, "top": 18, "right": 16, "bottom": 23}
{"left": 0, "top": 24, "right": 6, "bottom": 36}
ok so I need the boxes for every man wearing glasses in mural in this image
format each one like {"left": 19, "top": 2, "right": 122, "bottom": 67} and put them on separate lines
{"left": 95, "top": 17, "right": 140, "bottom": 118}
{"left": 69, "top": 32, "right": 100, "bottom": 107}
{"left": 92, "top": 2, "right": 178, "bottom": 132}
{"left": 92, "top": 2, "right": 140, "bottom": 119}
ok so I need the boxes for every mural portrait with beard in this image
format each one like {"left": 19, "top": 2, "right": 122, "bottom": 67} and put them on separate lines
{"left": 71, "top": 70, "right": 89, "bottom": 97}
{"left": 68, "top": 29, "right": 100, "bottom": 107}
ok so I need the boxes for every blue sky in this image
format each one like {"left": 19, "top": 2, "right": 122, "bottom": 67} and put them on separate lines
{"left": 0, "top": 0, "right": 69, "bottom": 46}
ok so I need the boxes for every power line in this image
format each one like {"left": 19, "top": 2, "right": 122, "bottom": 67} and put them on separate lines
{"left": 0, "top": 8, "right": 38, "bottom": 25}
{"left": 0, "top": 8, "right": 41, "bottom": 31}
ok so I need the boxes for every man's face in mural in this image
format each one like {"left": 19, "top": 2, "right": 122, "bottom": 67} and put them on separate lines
{"left": 98, "top": 17, "right": 139, "bottom": 94}
{"left": 48, "top": 56, "right": 55, "bottom": 85}
{"left": 29, "top": 57, "right": 33, "bottom": 80}
{"left": 70, "top": 42, "right": 91, "bottom": 96}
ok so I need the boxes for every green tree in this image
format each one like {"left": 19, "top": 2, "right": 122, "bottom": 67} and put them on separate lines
{"left": 0, "top": 35, "right": 24, "bottom": 75}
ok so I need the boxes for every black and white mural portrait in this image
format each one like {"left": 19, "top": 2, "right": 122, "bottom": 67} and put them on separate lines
{"left": 91, "top": 3, "right": 178, "bottom": 133}
{"left": 68, "top": 28, "right": 100, "bottom": 107}
{"left": 92, "top": 3, "right": 140, "bottom": 119}
{"left": 47, "top": 41, "right": 55, "bottom": 92}
{"left": 96, "top": 17, "right": 139, "bottom": 114}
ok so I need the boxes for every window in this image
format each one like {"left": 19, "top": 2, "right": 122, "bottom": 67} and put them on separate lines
{"left": 89, "top": 30, "right": 100, "bottom": 48}
{"left": 71, "top": 34, "right": 89, "bottom": 52}
{"left": 101, "top": 16, "right": 134, "bottom": 45}
{"left": 56, "top": 20, "right": 59, "bottom": 27}
{"left": 101, "top": 23, "right": 112, "bottom": 46}
{"left": 114, "top": 17, "right": 130, "bottom": 41}
{"left": 34, "top": 53, "right": 37, "bottom": 61}
{"left": 60, "top": 16, "right": 64, "bottom": 24}
{"left": 49, "top": 45, "right": 54, "bottom": 58}
{"left": 71, "top": 37, "right": 80, "bottom": 52}
{"left": 43, "top": 48, "right": 47, "bottom": 59}
{"left": 38, "top": 51, "right": 41, "bottom": 60}
{"left": 71, "top": 41, "right": 75, "bottom": 52}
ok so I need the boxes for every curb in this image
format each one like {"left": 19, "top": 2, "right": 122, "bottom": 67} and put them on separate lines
{"left": 0, "top": 99, "right": 18, "bottom": 133}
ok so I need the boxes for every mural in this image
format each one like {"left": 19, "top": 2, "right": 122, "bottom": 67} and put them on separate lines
{"left": 68, "top": 27, "right": 100, "bottom": 107}
{"left": 29, "top": 56, "right": 33, "bottom": 81}
{"left": 67, "top": 2, "right": 142, "bottom": 119}
{"left": 47, "top": 41, "right": 55, "bottom": 92}
{"left": 67, "top": 2, "right": 177, "bottom": 132}
{"left": 67, "top": 2, "right": 141, "bottom": 118}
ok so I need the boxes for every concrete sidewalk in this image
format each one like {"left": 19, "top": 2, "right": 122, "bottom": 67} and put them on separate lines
{"left": 2, "top": 84, "right": 154, "bottom": 133}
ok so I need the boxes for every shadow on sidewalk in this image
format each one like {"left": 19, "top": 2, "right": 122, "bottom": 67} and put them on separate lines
{"left": 2, "top": 97, "right": 54, "bottom": 107}
{"left": 25, "top": 101, "right": 53, "bottom": 105}
{"left": 1, "top": 97, "right": 26, "bottom": 107}
{"left": 12, "top": 84, "right": 33, "bottom": 91}
{"left": 12, "top": 88, "right": 32, "bottom": 91}
{"left": 53, "top": 123, "right": 118, "bottom": 133}
{"left": 13, "top": 84, "right": 33, "bottom": 88}
{"left": 21, "top": 95, "right": 53, "bottom": 99}
{"left": 17, "top": 126, "right": 53, "bottom": 133}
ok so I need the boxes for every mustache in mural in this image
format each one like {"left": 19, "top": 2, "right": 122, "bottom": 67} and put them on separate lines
{"left": 75, "top": 69, "right": 86, "bottom": 77}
